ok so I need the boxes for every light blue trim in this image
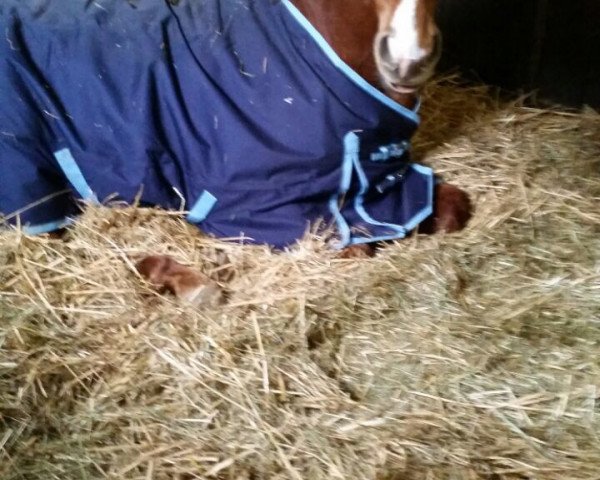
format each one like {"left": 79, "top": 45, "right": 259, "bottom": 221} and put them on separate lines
{"left": 328, "top": 194, "right": 351, "bottom": 248}
{"left": 54, "top": 149, "right": 99, "bottom": 203}
{"left": 330, "top": 133, "right": 434, "bottom": 247}
{"left": 187, "top": 190, "right": 217, "bottom": 223}
{"left": 351, "top": 148, "right": 407, "bottom": 237}
{"left": 280, "top": 0, "right": 420, "bottom": 125}
{"left": 353, "top": 160, "right": 434, "bottom": 237}
{"left": 330, "top": 132, "right": 408, "bottom": 248}
{"left": 348, "top": 232, "right": 411, "bottom": 246}
{"left": 341, "top": 132, "right": 359, "bottom": 193}
{"left": 401, "top": 164, "right": 434, "bottom": 232}
{"left": 22, "top": 218, "right": 74, "bottom": 235}
{"left": 328, "top": 132, "right": 359, "bottom": 248}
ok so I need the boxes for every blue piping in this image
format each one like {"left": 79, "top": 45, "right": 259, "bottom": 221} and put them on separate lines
{"left": 54, "top": 149, "right": 99, "bottom": 204}
{"left": 401, "top": 164, "right": 434, "bottom": 232}
{"left": 187, "top": 190, "right": 217, "bottom": 223}
{"left": 22, "top": 218, "right": 74, "bottom": 235}
{"left": 330, "top": 132, "right": 435, "bottom": 247}
{"left": 341, "top": 132, "right": 359, "bottom": 193}
{"left": 328, "top": 194, "right": 351, "bottom": 248}
{"left": 351, "top": 145, "right": 407, "bottom": 237}
{"left": 280, "top": 0, "right": 420, "bottom": 125}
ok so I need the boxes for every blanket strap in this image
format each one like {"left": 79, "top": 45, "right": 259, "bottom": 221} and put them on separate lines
{"left": 187, "top": 190, "right": 217, "bottom": 223}
{"left": 54, "top": 149, "right": 99, "bottom": 204}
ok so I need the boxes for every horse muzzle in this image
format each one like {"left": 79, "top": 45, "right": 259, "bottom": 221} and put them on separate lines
{"left": 374, "top": 30, "right": 442, "bottom": 94}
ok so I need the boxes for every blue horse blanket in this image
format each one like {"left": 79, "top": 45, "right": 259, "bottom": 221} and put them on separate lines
{"left": 0, "top": 0, "right": 433, "bottom": 248}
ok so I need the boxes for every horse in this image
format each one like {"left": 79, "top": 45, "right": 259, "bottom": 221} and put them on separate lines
{"left": 0, "top": 0, "right": 471, "bottom": 303}
{"left": 136, "top": 0, "right": 471, "bottom": 302}
{"left": 290, "top": 0, "right": 471, "bottom": 255}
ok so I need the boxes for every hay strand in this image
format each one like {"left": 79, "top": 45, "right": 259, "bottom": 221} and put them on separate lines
{"left": 1, "top": 77, "right": 600, "bottom": 479}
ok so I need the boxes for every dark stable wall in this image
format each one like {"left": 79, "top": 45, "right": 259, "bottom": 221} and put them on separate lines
{"left": 436, "top": 0, "right": 600, "bottom": 108}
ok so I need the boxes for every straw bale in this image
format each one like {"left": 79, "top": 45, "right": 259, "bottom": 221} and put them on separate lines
{"left": 1, "top": 77, "right": 599, "bottom": 479}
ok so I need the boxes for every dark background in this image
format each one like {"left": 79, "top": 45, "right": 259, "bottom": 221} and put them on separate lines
{"left": 437, "top": 0, "right": 600, "bottom": 108}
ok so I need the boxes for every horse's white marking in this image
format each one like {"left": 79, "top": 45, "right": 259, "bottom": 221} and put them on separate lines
{"left": 386, "top": 0, "right": 427, "bottom": 76}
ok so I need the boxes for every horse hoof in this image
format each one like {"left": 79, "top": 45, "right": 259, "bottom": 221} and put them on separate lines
{"left": 135, "top": 255, "right": 223, "bottom": 307}
{"left": 420, "top": 183, "right": 472, "bottom": 234}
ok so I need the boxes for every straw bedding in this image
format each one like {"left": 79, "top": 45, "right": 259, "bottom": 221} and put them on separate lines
{"left": 1, "top": 78, "right": 599, "bottom": 479}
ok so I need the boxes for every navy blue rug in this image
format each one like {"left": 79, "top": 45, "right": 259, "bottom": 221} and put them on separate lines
{"left": 0, "top": 0, "right": 433, "bottom": 248}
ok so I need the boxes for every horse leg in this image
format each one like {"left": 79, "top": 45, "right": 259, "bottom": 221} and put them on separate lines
{"left": 135, "top": 255, "right": 223, "bottom": 307}
{"left": 336, "top": 243, "right": 376, "bottom": 259}
{"left": 419, "top": 183, "right": 472, "bottom": 234}
{"left": 135, "top": 185, "right": 472, "bottom": 288}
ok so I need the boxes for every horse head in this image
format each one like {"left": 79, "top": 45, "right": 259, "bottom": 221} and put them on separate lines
{"left": 291, "top": 0, "right": 440, "bottom": 100}
{"left": 373, "top": 0, "right": 441, "bottom": 95}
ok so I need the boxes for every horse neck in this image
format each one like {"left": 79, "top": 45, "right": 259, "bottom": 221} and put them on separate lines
{"left": 290, "top": 0, "right": 418, "bottom": 110}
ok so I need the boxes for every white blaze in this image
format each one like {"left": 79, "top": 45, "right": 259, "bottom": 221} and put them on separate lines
{"left": 386, "top": 0, "right": 427, "bottom": 75}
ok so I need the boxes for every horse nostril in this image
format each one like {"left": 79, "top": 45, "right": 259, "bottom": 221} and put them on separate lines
{"left": 376, "top": 33, "right": 396, "bottom": 69}
{"left": 374, "top": 29, "right": 441, "bottom": 92}
{"left": 376, "top": 37, "right": 417, "bottom": 79}
{"left": 376, "top": 33, "right": 434, "bottom": 71}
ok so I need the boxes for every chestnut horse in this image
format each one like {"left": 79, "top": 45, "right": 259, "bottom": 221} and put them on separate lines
{"left": 137, "top": 0, "right": 471, "bottom": 301}
{"left": 291, "top": 0, "right": 470, "bottom": 241}
{"left": 0, "top": 0, "right": 470, "bottom": 300}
